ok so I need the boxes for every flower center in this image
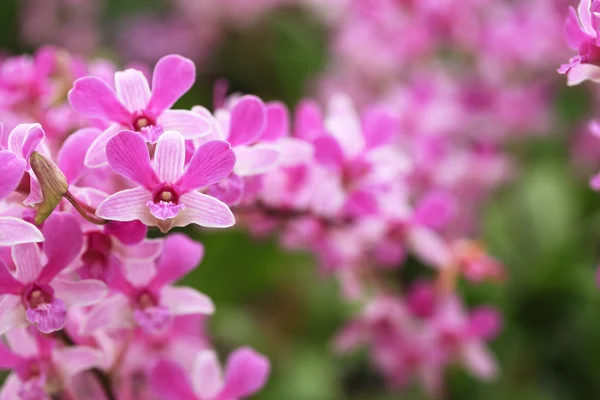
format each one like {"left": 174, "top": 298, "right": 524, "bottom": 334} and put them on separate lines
{"left": 22, "top": 284, "right": 53, "bottom": 309}
{"left": 151, "top": 182, "right": 181, "bottom": 205}
{"left": 79, "top": 232, "right": 113, "bottom": 281}
{"left": 131, "top": 111, "right": 156, "bottom": 132}
{"left": 136, "top": 290, "right": 158, "bottom": 310}
{"left": 147, "top": 182, "right": 186, "bottom": 220}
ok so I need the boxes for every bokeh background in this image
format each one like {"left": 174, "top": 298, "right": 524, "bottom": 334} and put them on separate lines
{"left": 2, "top": 0, "right": 600, "bottom": 399}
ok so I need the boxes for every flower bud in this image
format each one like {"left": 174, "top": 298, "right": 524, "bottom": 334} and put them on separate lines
{"left": 29, "top": 151, "right": 68, "bottom": 225}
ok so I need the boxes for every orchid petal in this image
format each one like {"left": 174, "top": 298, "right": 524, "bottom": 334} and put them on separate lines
{"left": 0, "top": 151, "right": 26, "bottom": 200}
{"left": 221, "top": 347, "right": 270, "bottom": 399}
{"left": 115, "top": 69, "right": 151, "bottom": 113}
{"left": 160, "top": 286, "right": 214, "bottom": 316}
{"left": 192, "top": 350, "right": 224, "bottom": 398}
{"left": 0, "top": 260, "right": 24, "bottom": 295}
{"left": 227, "top": 95, "right": 266, "bottom": 147}
{"left": 154, "top": 130, "right": 186, "bottom": 183}
{"left": 84, "top": 124, "right": 122, "bottom": 168}
{"left": 149, "top": 234, "right": 203, "bottom": 290}
{"left": 58, "top": 127, "right": 102, "bottom": 183}
{"left": 313, "top": 135, "right": 345, "bottom": 168}
{"left": 51, "top": 278, "right": 107, "bottom": 307}
{"left": 7, "top": 123, "right": 45, "bottom": 162}
{"left": 79, "top": 294, "right": 131, "bottom": 334}
{"left": 325, "top": 95, "right": 365, "bottom": 158}
{"left": 12, "top": 243, "right": 43, "bottom": 284}
{"left": 0, "top": 296, "right": 26, "bottom": 335}
{"left": 106, "top": 130, "right": 159, "bottom": 189}
{"left": 233, "top": 145, "right": 280, "bottom": 176}
{"left": 5, "top": 328, "right": 38, "bottom": 357}
{"left": 462, "top": 342, "right": 498, "bottom": 380}
{"left": 176, "top": 191, "right": 235, "bottom": 228}
{"left": 0, "top": 341, "right": 22, "bottom": 369}
{"left": 147, "top": 55, "right": 196, "bottom": 114}
{"left": 567, "top": 63, "right": 600, "bottom": 86}
{"left": 68, "top": 77, "right": 131, "bottom": 124}
{"left": 96, "top": 187, "right": 154, "bottom": 224}
{"left": 157, "top": 110, "right": 212, "bottom": 138}
{"left": 408, "top": 227, "right": 453, "bottom": 269}
{"left": 0, "top": 218, "right": 43, "bottom": 247}
{"left": 294, "top": 99, "right": 324, "bottom": 141}
{"left": 176, "top": 140, "right": 236, "bottom": 192}
{"left": 37, "top": 213, "right": 84, "bottom": 284}
{"left": 53, "top": 346, "right": 104, "bottom": 377}
{"left": 261, "top": 101, "right": 289, "bottom": 141}
{"left": 151, "top": 360, "right": 198, "bottom": 400}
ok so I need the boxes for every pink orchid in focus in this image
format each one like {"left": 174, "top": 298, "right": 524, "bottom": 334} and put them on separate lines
{"left": 559, "top": 0, "right": 600, "bottom": 85}
{"left": 68, "top": 54, "right": 213, "bottom": 167}
{"left": 0, "top": 213, "right": 107, "bottom": 334}
{"left": 80, "top": 234, "right": 214, "bottom": 335}
{"left": 0, "top": 328, "right": 103, "bottom": 400}
{"left": 95, "top": 130, "right": 236, "bottom": 232}
{"left": 152, "top": 347, "right": 270, "bottom": 400}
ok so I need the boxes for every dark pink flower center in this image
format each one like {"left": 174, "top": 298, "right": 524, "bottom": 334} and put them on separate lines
{"left": 79, "top": 232, "right": 113, "bottom": 281}
{"left": 151, "top": 182, "right": 182, "bottom": 205}
{"left": 136, "top": 289, "right": 158, "bottom": 310}
{"left": 22, "top": 283, "right": 54, "bottom": 309}
{"left": 131, "top": 111, "right": 156, "bottom": 132}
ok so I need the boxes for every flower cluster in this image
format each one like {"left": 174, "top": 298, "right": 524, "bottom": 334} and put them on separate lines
{"left": 0, "top": 51, "right": 270, "bottom": 400}
{"left": 0, "top": 46, "right": 508, "bottom": 397}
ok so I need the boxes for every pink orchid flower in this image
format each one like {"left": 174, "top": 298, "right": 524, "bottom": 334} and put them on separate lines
{"left": 95, "top": 130, "right": 236, "bottom": 232}
{"left": 193, "top": 95, "right": 280, "bottom": 204}
{"left": 75, "top": 231, "right": 163, "bottom": 283}
{"left": 0, "top": 213, "right": 107, "bottom": 334}
{"left": 80, "top": 234, "right": 214, "bottom": 335}
{"left": 152, "top": 347, "right": 270, "bottom": 400}
{"left": 0, "top": 328, "right": 103, "bottom": 400}
{"left": 68, "top": 54, "right": 213, "bottom": 167}
{"left": 426, "top": 296, "right": 499, "bottom": 381}
{"left": 311, "top": 95, "right": 402, "bottom": 217}
{"left": 559, "top": 0, "right": 600, "bottom": 85}
{"left": 1, "top": 123, "right": 48, "bottom": 206}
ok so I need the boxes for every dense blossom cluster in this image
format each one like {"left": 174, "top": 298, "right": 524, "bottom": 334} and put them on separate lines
{"left": 0, "top": 48, "right": 506, "bottom": 398}
{"left": 0, "top": 0, "right": 581, "bottom": 398}
{"left": 0, "top": 52, "right": 273, "bottom": 400}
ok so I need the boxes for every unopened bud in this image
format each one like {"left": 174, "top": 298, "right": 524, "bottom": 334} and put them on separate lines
{"left": 29, "top": 152, "right": 68, "bottom": 225}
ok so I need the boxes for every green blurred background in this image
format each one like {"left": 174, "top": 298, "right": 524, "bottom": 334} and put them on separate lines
{"left": 3, "top": 1, "right": 600, "bottom": 399}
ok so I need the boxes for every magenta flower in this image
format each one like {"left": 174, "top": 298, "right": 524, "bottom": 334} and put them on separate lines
{"left": 96, "top": 130, "right": 236, "bottom": 232}
{"left": 559, "top": 0, "right": 600, "bottom": 85}
{"left": 80, "top": 233, "right": 213, "bottom": 335}
{"left": 0, "top": 213, "right": 107, "bottom": 334}
{"left": 0, "top": 328, "right": 103, "bottom": 400}
{"left": 68, "top": 54, "right": 213, "bottom": 167}
{"left": 151, "top": 347, "right": 270, "bottom": 400}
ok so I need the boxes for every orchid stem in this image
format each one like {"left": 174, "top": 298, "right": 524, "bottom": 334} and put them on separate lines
{"left": 64, "top": 191, "right": 107, "bottom": 225}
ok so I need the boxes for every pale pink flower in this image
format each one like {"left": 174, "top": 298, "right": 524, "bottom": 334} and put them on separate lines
{"left": 95, "top": 130, "right": 236, "bottom": 232}
{"left": 0, "top": 213, "right": 107, "bottom": 334}
{"left": 0, "top": 328, "right": 103, "bottom": 400}
{"left": 559, "top": 0, "right": 600, "bottom": 85}
{"left": 80, "top": 234, "right": 213, "bottom": 335}
{"left": 68, "top": 54, "right": 213, "bottom": 167}
{"left": 151, "top": 347, "right": 270, "bottom": 400}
